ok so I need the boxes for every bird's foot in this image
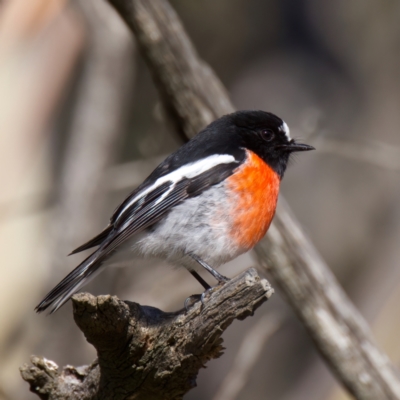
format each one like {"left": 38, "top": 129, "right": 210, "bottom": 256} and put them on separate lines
{"left": 200, "top": 287, "right": 215, "bottom": 304}
{"left": 216, "top": 275, "right": 230, "bottom": 284}
{"left": 200, "top": 278, "right": 230, "bottom": 303}
{"left": 184, "top": 294, "right": 202, "bottom": 310}
{"left": 184, "top": 277, "right": 231, "bottom": 310}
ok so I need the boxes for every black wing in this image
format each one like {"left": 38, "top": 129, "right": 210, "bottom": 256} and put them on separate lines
{"left": 36, "top": 162, "right": 239, "bottom": 313}
{"left": 70, "top": 154, "right": 242, "bottom": 254}
{"left": 108, "top": 162, "right": 239, "bottom": 250}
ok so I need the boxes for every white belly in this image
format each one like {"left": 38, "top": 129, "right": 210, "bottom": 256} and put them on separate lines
{"left": 113, "top": 184, "right": 245, "bottom": 270}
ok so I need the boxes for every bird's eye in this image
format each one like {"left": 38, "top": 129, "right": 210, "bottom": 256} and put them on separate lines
{"left": 261, "top": 129, "right": 274, "bottom": 141}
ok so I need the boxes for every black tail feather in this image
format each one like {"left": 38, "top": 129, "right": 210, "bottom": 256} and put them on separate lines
{"left": 68, "top": 225, "right": 113, "bottom": 255}
{"left": 35, "top": 251, "right": 103, "bottom": 314}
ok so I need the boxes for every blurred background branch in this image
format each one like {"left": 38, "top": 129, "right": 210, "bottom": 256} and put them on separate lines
{"left": 213, "top": 313, "right": 283, "bottom": 400}
{"left": 314, "top": 138, "right": 400, "bottom": 171}
{"left": 0, "top": 0, "right": 85, "bottom": 397}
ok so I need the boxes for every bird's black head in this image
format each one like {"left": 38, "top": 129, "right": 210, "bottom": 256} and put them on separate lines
{"left": 223, "top": 110, "right": 314, "bottom": 178}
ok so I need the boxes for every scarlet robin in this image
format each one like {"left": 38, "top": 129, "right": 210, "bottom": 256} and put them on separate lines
{"left": 36, "top": 110, "right": 314, "bottom": 313}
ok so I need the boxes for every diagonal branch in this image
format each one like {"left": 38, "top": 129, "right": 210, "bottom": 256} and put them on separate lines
{"left": 105, "top": 0, "right": 400, "bottom": 399}
{"left": 108, "top": 0, "right": 233, "bottom": 140}
{"left": 20, "top": 268, "right": 273, "bottom": 400}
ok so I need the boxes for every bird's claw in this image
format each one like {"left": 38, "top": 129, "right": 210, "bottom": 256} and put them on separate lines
{"left": 184, "top": 294, "right": 201, "bottom": 311}
{"left": 200, "top": 278, "right": 230, "bottom": 302}
{"left": 184, "top": 278, "right": 230, "bottom": 310}
{"left": 200, "top": 287, "right": 216, "bottom": 304}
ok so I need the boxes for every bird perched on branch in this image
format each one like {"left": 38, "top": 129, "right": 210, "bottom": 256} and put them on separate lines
{"left": 36, "top": 110, "right": 314, "bottom": 313}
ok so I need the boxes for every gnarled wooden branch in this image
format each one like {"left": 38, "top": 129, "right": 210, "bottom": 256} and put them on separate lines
{"left": 21, "top": 268, "right": 273, "bottom": 400}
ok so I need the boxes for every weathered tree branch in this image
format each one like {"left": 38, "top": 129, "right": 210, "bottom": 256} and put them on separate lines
{"left": 108, "top": 0, "right": 233, "bottom": 141}
{"left": 213, "top": 313, "right": 283, "bottom": 400}
{"left": 256, "top": 200, "right": 400, "bottom": 399}
{"left": 21, "top": 269, "right": 273, "bottom": 400}
{"left": 105, "top": 0, "right": 400, "bottom": 399}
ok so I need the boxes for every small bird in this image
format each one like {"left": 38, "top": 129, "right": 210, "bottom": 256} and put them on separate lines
{"left": 36, "top": 110, "right": 314, "bottom": 313}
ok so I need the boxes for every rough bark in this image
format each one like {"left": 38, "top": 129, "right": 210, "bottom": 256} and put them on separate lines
{"left": 105, "top": 0, "right": 400, "bottom": 399}
{"left": 256, "top": 200, "right": 400, "bottom": 399}
{"left": 21, "top": 268, "right": 273, "bottom": 400}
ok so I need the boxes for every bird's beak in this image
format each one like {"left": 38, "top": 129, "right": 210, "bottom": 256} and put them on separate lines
{"left": 276, "top": 141, "right": 315, "bottom": 152}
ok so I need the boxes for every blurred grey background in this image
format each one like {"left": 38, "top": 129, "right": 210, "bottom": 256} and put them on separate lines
{"left": 1, "top": 0, "right": 400, "bottom": 399}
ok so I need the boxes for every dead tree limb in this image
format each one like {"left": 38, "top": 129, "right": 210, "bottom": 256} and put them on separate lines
{"left": 20, "top": 269, "right": 273, "bottom": 400}
{"left": 256, "top": 200, "right": 400, "bottom": 400}
{"left": 106, "top": 0, "right": 400, "bottom": 398}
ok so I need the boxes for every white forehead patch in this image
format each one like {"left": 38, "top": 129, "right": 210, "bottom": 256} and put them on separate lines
{"left": 279, "top": 121, "right": 290, "bottom": 141}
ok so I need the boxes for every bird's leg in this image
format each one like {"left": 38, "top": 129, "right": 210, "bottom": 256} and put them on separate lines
{"left": 189, "top": 270, "right": 211, "bottom": 290}
{"left": 190, "top": 254, "right": 230, "bottom": 284}
{"left": 193, "top": 256, "right": 230, "bottom": 304}
{"left": 184, "top": 271, "right": 210, "bottom": 310}
{"left": 184, "top": 255, "right": 230, "bottom": 310}
{"left": 184, "top": 271, "right": 211, "bottom": 310}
